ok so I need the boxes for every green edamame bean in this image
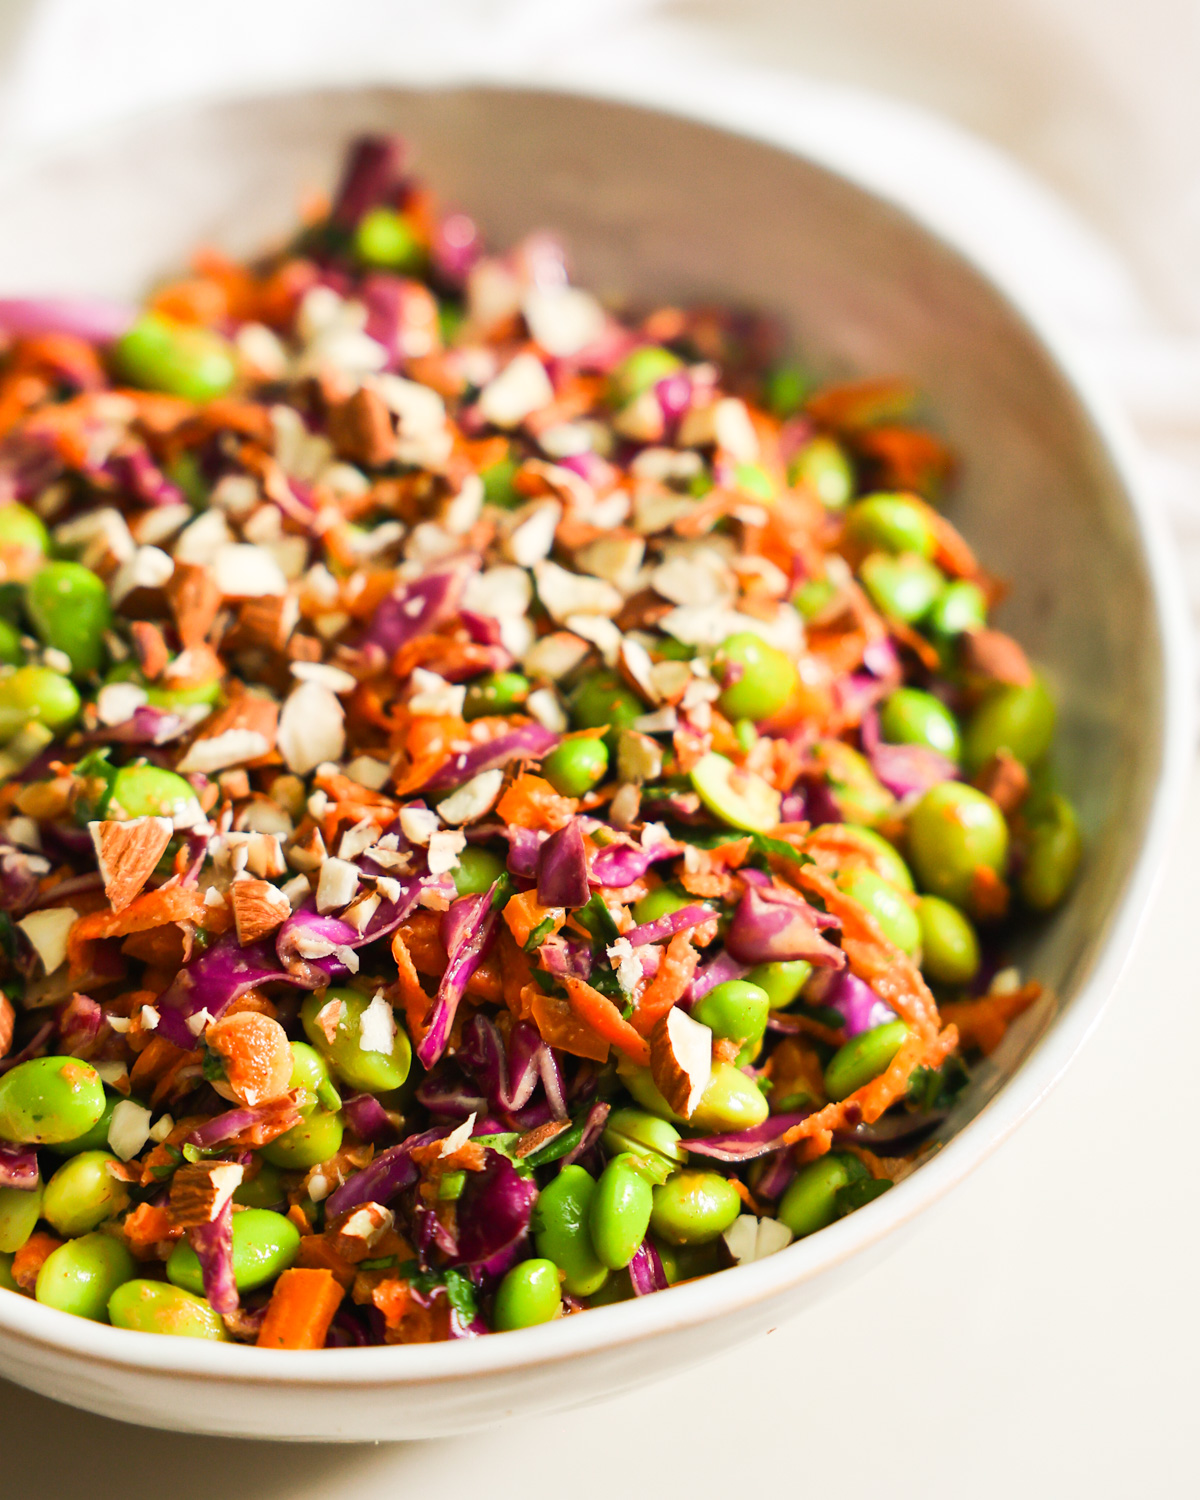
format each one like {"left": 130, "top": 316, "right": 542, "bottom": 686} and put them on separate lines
{"left": 745, "top": 960, "right": 813, "bottom": 1010}
{"left": 0, "top": 1250, "right": 16, "bottom": 1291}
{"left": 824, "top": 1020, "right": 910, "bottom": 1101}
{"left": 260, "top": 1108, "right": 344, "bottom": 1170}
{"left": 463, "top": 670, "right": 530, "bottom": 720}
{"left": 0, "top": 1056, "right": 106, "bottom": 1145}
{"left": 108, "top": 763, "right": 199, "bottom": 821}
{"left": 286, "top": 1042, "right": 340, "bottom": 1116}
{"left": 609, "top": 345, "right": 682, "bottom": 406}
{"left": 765, "top": 364, "right": 809, "bottom": 419}
{"left": 233, "top": 1160, "right": 287, "bottom": 1210}
{"left": 650, "top": 1169, "right": 741, "bottom": 1246}
{"left": 601, "top": 1108, "right": 686, "bottom": 1187}
{"left": 46, "top": 1091, "right": 119, "bottom": 1156}
{"left": 845, "top": 494, "right": 935, "bottom": 557}
{"left": 354, "top": 207, "right": 424, "bottom": 271}
{"left": 0, "top": 618, "right": 22, "bottom": 667}
{"left": 964, "top": 677, "right": 1056, "bottom": 774}
{"left": 0, "top": 664, "right": 80, "bottom": 740}
{"left": 907, "top": 781, "right": 1009, "bottom": 909}
{"left": 927, "top": 579, "right": 987, "bottom": 640}
{"left": 691, "top": 981, "right": 770, "bottom": 1066}
{"left": 300, "top": 987, "right": 411, "bottom": 1093}
{"left": 793, "top": 575, "right": 838, "bottom": 620}
{"left": 916, "top": 896, "right": 980, "bottom": 986}
{"left": 26, "top": 562, "right": 113, "bottom": 676}
{"left": 860, "top": 552, "right": 945, "bottom": 624}
{"left": 880, "top": 688, "right": 962, "bottom": 762}
{"left": 589, "top": 1154, "right": 654, "bottom": 1270}
{"left": 108, "top": 1278, "right": 230, "bottom": 1339}
{"left": 569, "top": 672, "right": 643, "bottom": 750}
{"left": 778, "top": 1152, "right": 866, "bottom": 1238}
{"left": 541, "top": 737, "right": 609, "bottom": 798}
{"left": 814, "top": 742, "right": 894, "bottom": 827}
{"left": 812, "top": 823, "right": 914, "bottom": 892}
{"left": 0, "top": 501, "right": 50, "bottom": 556}
{"left": 43, "top": 1151, "right": 130, "bottom": 1237}
{"left": 493, "top": 1258, "right": 562, "bottom": 1330}
{"left": 452, "top": 846, "right": 507, "bottom": 897}
{"left": 630, "top": 887, "right": 694, "bottom": 926}
{"left": 716, "top": 632, "right": 800, "bottom": 723}
{"left": 1018, "top": 793, "right": 1081, "bottom": 911}
{"left": 655, "top": 1238, "right": 724, "bottom": 1284}
{"left": 480, "top": 453, "right": 521, "bottom": 510}
{"left": 114, "top": 311, "right": 237, "bottom": 402}
{"left": 36, "top": 1232, "right": 136, "bottom": 1322}
{"left": 167, "top": 1208, "right": 300, "bottom": 1295}
{"left": 691, "top": 1063, "right": 770, "bottom": 1134}
{"left": 532, "top": 1164, "right": 609, "bottom": 1296}
{"left": 835, "top": 869, "right": 921, "bottom": 955}
{"left": 0, "top": 1178, "right": 43, "bottom": 1252}
{"left": 789, "top": 436, "right": 854, "bottom": 509}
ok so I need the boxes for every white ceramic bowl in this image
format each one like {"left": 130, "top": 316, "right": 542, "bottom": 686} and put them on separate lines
{"left": 0, "top": 83, "right": 1190, "bottom": 1442}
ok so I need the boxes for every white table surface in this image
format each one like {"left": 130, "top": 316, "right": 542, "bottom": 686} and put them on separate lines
{"left": 4, "top": 761, "right": 1197, "bottom": 1498}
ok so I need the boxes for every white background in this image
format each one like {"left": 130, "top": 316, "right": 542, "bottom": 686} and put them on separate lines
{"left": 0, "top": 4, "right": 1197, "bottom": 1494}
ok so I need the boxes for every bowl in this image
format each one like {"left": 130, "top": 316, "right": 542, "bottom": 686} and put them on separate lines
{"left": 0, "top": 82, "right": 1190, "bottom": 1442}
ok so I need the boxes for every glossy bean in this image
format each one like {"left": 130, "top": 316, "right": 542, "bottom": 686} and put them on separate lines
{"left": 691, "top": 980, "right": 770, "bottom": 1065}
{"left": 588, "top": 1154, "right": 654, "bottom": 1270}
{"left": 860, "top": 552, "right": 944, "bottom": 624}
{"left": 43, "top": 1151, "right": 130, "bottom": 1237}
{"left": 716, "top": 632, "right": 800, "bottom": 723}
{"left": 108, "top": 1278, "right": 230, "bottom": 1339}
{"left": 813, "top": 742, "right": 894, "bottom": 827}
{"left": 744, "top": 960, "right": 813, "bottom": 1010}
{"left": 835, "top": 868, "right": 921, "bottom": 955}
{"left": 0, "top": 501, "right": 50, "bottom": 556}
{"left": 0, "top": 1056, "right": 106, "bottom": 1145}
{"left": 569, "top": 671, "right": 644, "bottom": 750}
{"left": 493, "top": 1258, "right": 562, "bottom": 1330}
{"left": 789, "top": 436, "right": 854, "bottom": 509}
{"left": 108, "top": 763, "right": 200, "bottom": 821}
{"left": 167, "top": 1207, "right": 300, "bottom": 1295}
{"left": 354, "top": 207, "right": 424, "bottom": 271}
{"left": 463, "top": 670, "right": 530, "bottom": 720}
{"left": 0, "top": 1178, "right": 43, "bottom": 1253}
{"left": 114, "top": 312, "right": 237, "bottom": 402}
{"left": 35, "top": 1232, "right": 136, "bottom": 1322}
{"left": 630, "top": 887, "right": 694, "bottom": 926}
{"left": 300, "top": 987, "right": 411, "bottom": 1093}
{"left": 1018, "top": 793, "right": 1082, "bottom": 911}
{"left": 963, "top": 677, "right": 1056, "bottom": 774}
{"left": 609, "top": 345, "right": 682, "bottom": 406}
{"left": 452, "top": 846, "right": 507, "bottom": 897}
{"left": 0, "top": 1250, "right": 16, "bottom": 1291}
{"left": 45, "top": 1091, "right": 119, "bottom": 1156}
{"left": 541, "top": 737, "right": 609, "bottom": 798}
{"left": 880, "top": 687, "right": 962, "bottom": 762}
{"left": 927, "top": 579, "right": 987, "bottom": 640}
{"left": 26, "top": 562, "right": 113, "bottom": 675}
{"left": 778, "top": 1153, "right": 867, "bottom": 1239}
{"left": 531, "top": 1164, "right": 609, "bottom": 1297}
{"left": 233, "top": 1160, "right": 287, "bottom": 1210}
{"left": 0, "top": 664, "right": 80, "bottom": 741}
{"left": 916, "top": 896, "right": 981, "bottom": 986}
{"left": 824, "top": 1020, "right": 910, "bottom": 1101}
{"left": 691, "top": 1063, "right": 771, "bottom": 1134}
{"left": 650, "top": 1169, "right": 742, "bottom": 1245}
{"left": 260, "top": 1108, "right": 344, "bottom": 1170}
{"left": 601, "top": 1108, "right": 686, "bottom": 1187}
{"left": 689, "top": 751, "right": 782, "bottom": 833}
{"left": 845, "top": 494, "right": 935, "bottom": 557}
{"left": 0, "top": 618, "right": 22, "bottom": 667}
{"left": 906, "top": 781, "right": 1009, "bottom": 909}
{"left": 286, "top": 1041, "right": 340, "bottom": 1116}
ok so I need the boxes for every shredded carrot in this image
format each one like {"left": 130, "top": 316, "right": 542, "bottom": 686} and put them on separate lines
{"left": 502, "top": 889, "right": 564, "bottom": 949}
{"left": 632, "top": 933, "right": 699, "bottom": 1037}
{"left": 12, "top": 1233, "right": 63, "bottom": 1293}
{"left": 256, "top": 1267, "right": 345, "bottom": 1350}
{"left": 940, "top": 982, "right": 1043, "bottom": 1056}
{"left": 527, "top": 987, "right": 610, "bottom": 1063}
{"left": 561, "top": 977, "right": 651, "bottom": 1065}
{"left": 296, "top": 1234, "right": 359, "bottom": 1290}
{"left": 390, "top": 931, "right": 432, "bottom": 1042}
{"left": 67, "top": 886, "right": 211, "bottom": 978}
{"left": 495, "top": 773, "right": 577, "bottom": 832}
{"left": 122, "top": 1201, "right": 181, "bottom": 1253}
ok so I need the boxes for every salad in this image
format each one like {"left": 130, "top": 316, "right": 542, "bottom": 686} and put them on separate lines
{"left": 0, "top": 134, "right": 1081, "bottom": 1348}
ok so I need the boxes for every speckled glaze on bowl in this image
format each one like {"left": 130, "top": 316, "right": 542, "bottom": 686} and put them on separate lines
{"left": 0, "top": 83, "right": 1190, "bottom": 1442}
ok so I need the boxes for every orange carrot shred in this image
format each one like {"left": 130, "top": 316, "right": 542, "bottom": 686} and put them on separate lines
{"left": 632, "top": 932, "right": 699, "bottom": 1037}
{"left": 256, "top": 1267, "right": 345, "bottom": 1350}
{"left": 561, "top": 977, "right": 651, "bottom": 1065}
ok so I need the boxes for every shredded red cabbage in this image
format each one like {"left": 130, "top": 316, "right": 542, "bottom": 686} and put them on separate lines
{"left": 537, "top": 818, "right": 589, "bottom": 909}
{"left": 725, "top": 885, "right": 846, "bottom": 968}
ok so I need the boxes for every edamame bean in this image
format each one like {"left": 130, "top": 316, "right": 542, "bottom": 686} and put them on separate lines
{"left": 630, "top": 887, "right": 694, "bottom": 926}
{"left": 691, "top": 1063, "right": 770, "bottom": 1134}
{"left": 531, "top": 1164, "right": 609, "bottom": 1296}
{"left": 589, "top": 1154, "right": 653, "bottom": 1270}
{"left": 108, "top": 1279, "right": 230, "bottom": 1339}
{"left": 880, "top": 687, "right": 962, "bottom": 762}
{"left": 0, "top": 1251, "right": 16, "bottom": 1291}
{"left": 813, "top": 742, "right": 894, "bottom": 827}
{"left": 690, "top": 751, "right": 783, "bottom": 833}
{"left": 716, "top": 632, "right": 799, "bottom": 723}
{"left": 601, "top": 1108, "right": 686, "bottom": 1187}
{"left": 792, "top": 575, "right": 838, "bottom": 620}
{"left": 609, "top": 346, "right": 682, "bottom": 406}
{"left": 812, "top": 823, "right": 914, "bottom": 892}
{"left": 835, "top": 868, "right": 921, "bottom": 955}
{"left": 907, "top": 781, "right": 1009, "bottom": 909}
{"left": 260, "top": 1108, "right": 344, "bottom": 1170}
{"left": 0, "top": 618, "right": 22, "bottom": 667}
{"left": 765, "top": 365, "right": 809, "bottom": 419}
{"left": 167, "top": 1208, "right": 300, "bottom": 1295}
{"left": 43, "top": 1151, "right": 130, "bottom": 1237}
{"left": 650, "top": 1169, "right": 741, "bottom": 1245}
{"left": 480, "top": 453, "right": 521, "bottom": 509}
{"left": 452, "top": 846, "right": 507, "bottom": 897}
{"left": 463, "top": 670, "right": 530, "bottom": 720}
{"left": 0, "top": 664, "right": 80, "bottom": 740}
{"left": 744, "top": 960, "right": 813, "bottom": 1010}
{"left": 114, "top": 312, "right": 237, "bottom": 402}
{"left": 26, "top": 562, "right": 113, "bottom": 675}
{"left": 233, "top": 1160, "right": 286, "bottom": 1210}
{"left": 108, "top": 763, "right": 199, "bottom": 821}
{"left": 824, "top": 1020, "right": 910, "bottom": 1101}
{"left": 45, "top": 1091, "right": 119, "bottom": 1156}
{"left": 541, "top": 737, "right": 609, "bottom": 798}
{"left": 860, "top": 552, "right": 945, "bottom": 623}
{"left": 692, "top": 980, "right": 770, "bottom": 1065}
{"left": 300, "top": 987, "right": 411, "bottom": 1093}
{"left": 569, "top": 671, "right": 643, "bottom": 749}
{"left": 964, "top": 677, "right": 1056, "bottom": 774}
{"left": 1018, "top": 793, "right": 1082, "bottom": 911}
{"left": 493, "top": 1258, "right": 562, "bottom": 1330}
{"left": 778, "top": 1153, "right": 866, "bottom": 1239}
{"left": 0, "top": 1178, "right": 43, "bottom": 1252}
{"left": 916, "top": 896, "right": 980, "bottom": 985}
{"left": 286, "top": 1041, "right": 340, "bottom": 1116}
{"left": 354, "top": 207, "right": 424, "bottom": 271}
{"left": 0, "top": 502, "right": 50, "bottom": 556}
{"left": 35, "top": 1232, "right": 136, "bottom": 1322}
{"left": 927, "top": 579, "right": 987, "bottom": 640}
{"left": 845, "top": 494, "right": 936, "bottom": 557}
{"left": 0, "top": 1056, "right": 106, "bottom": 1145}
{"left": 789, "top": 436, "right": 854, "bottom": 508}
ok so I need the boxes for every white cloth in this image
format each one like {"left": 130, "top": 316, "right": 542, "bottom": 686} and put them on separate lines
{"left": 1, "top": 0, "right": 1198, "bottom": 624}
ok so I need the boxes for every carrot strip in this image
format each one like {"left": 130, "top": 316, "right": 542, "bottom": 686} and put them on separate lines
{"left": 67, "top": 887, "right": 211, "bottom": 977}
{"left": 527, "top": 987, "right": 610, "bottom": 1063}
{"left": 502, "top": 889, "right": 563, "bottom": 949}
{"left": 495, "top": 773, "right": 577, "bottom": 832}
{"left": 940, "top": 983, "right": 1042, "bottom": 1057}
{"left": 561, "top": 977, "right": 651, "bottom": 1065}
{"left": 632, "top": 933, "right": 699, "bottom": 1037}
{"left": 390, "top": 931, "right": 432, "bottom": 1043}
{"left": 256, "top": 1267, "right": 345, "bottom": 1350}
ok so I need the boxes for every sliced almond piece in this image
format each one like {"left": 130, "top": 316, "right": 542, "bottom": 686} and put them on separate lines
{"left": 16, "top": 907, "right": 78, "bottom": 976}
{"left": 177, "top": 694, "right": 278, "bottom": 775}
{"left": 167, "top": 1161, "right": 245, "bottom": 1228}
{"left": 89, "top": 816, "right": 173, "bottom": 913}
{"left": 650, "top": 1006, "right": 712, "bottom": 1120}
{"left": 327, "top": 385, "right": 397, "bottom": 468}
{"left": 230, "top": 877, "right": 292, "bottom": 945}
{"left": 167, "top": 560, "right": 222, "bottom": 649}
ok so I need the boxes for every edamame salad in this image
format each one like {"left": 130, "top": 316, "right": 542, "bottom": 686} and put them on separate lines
{"left": 0, "top": 134, "right": 1080, "bottom": 1347}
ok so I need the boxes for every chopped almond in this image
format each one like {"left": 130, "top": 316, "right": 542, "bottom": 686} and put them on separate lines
{"left": 167, "top": 1160, "right": 245, "bottom": 1228}
{"left": 327, "top": 386, "right": 397, "bottom": 468}
{"left": 961, "top": 628, "right": 1033, "bottom": 687}
{"left": 973, "top": 748, "right": 1030, "bottom": 815}
{"left": 650, "top": 1005, "right": 712, "bottom": 1119}
{"left": 177, "top": 692, "right": 278, "bottom": 774}
{"left": 89, "top": 816, "right": 174, "bottom": 913}
{"left": 130, "top": 620, "right": 170, "bottom": 680}
{"left": 167, "top": 559, "right": 222, "bottom": 649}
{"left": 327, "top": 1202, "right": 395, "bottom": 1262}
{"left": 227, "top": 593, "right": 300, "bottom": 652}
{"left": 230, "top": 877, "right": 292, "bottom": 945}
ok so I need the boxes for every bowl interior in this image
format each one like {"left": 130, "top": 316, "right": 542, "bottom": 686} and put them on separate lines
{"left": 0, "top": 86, "right": 1164, "bottom": 1232}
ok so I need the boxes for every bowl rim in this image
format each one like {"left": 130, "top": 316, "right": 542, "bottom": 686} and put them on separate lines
{"left": 0, "top": 76, "right": 1192, "bottom": 1387}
